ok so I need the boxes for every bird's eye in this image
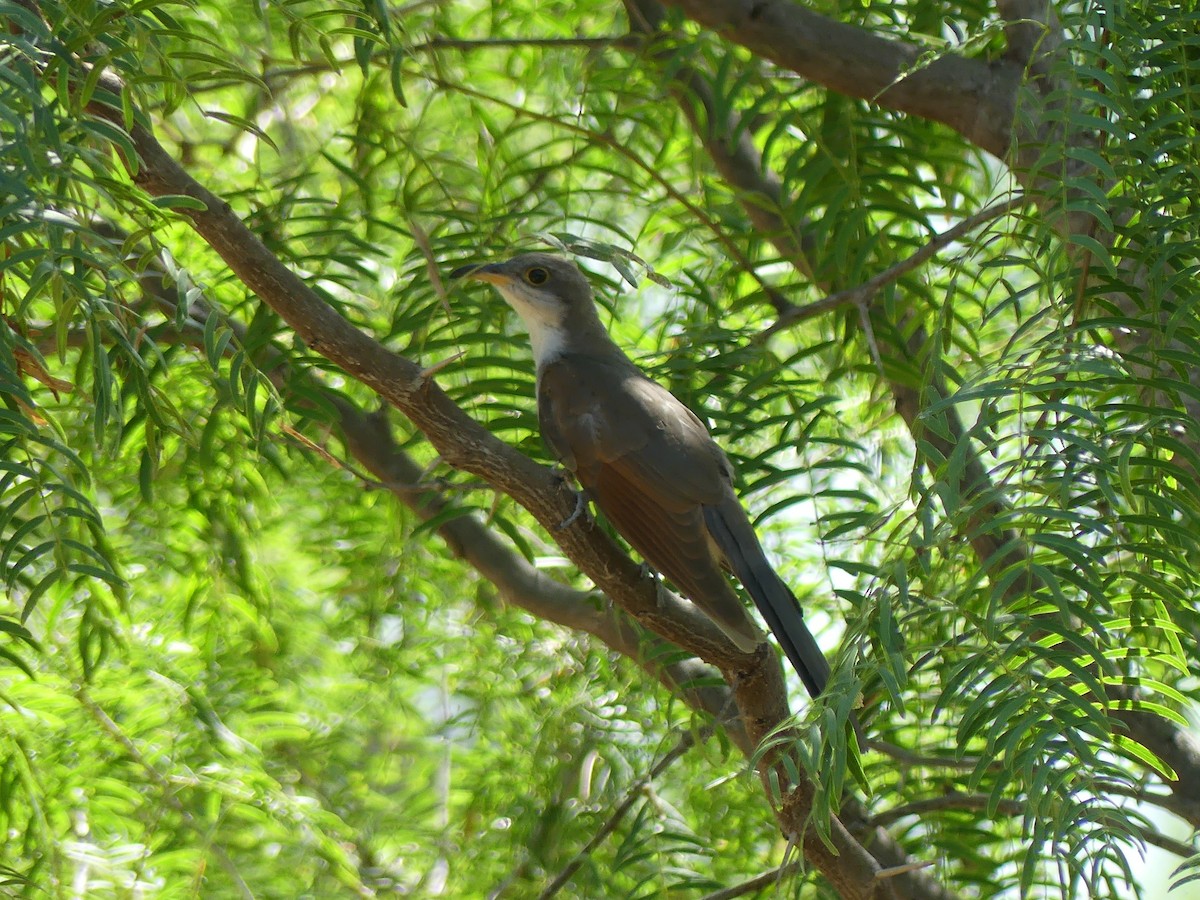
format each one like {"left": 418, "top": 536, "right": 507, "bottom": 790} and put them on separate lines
{"left": 526, "top": 267, "right": 549, "bottom": 285}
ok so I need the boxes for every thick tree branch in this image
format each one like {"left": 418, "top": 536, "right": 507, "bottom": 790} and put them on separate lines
{"left": 655, "top": 0, "right": 1021, "bottom": 159}
{"left": 1109, "top": 705, "right": 1200, "bottom": 829}
{"left": 661, "top": 0, "right": 1200, "bottom": 437}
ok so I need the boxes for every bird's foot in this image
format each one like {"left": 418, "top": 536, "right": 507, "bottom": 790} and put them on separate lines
{"left": 555, "top": 484, "right": 592, "bottom": 530}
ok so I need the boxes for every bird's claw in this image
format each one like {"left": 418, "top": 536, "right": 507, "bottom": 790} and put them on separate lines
{"left": 555, "top": 486, "right": 591, "bottom": 530}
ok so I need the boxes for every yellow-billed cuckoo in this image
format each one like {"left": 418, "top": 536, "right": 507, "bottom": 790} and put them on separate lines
{"left": 452, "top": 252, "right": 831, "bottom": 698}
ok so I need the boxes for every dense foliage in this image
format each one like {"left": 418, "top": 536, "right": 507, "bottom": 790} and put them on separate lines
{"left": 1, "top": 0, "right": 1198, "bottom": 897}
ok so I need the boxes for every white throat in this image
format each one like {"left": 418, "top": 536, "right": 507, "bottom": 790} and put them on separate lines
{"left": 524, "top": 314, "right": 569, "bottom": 370}
{"left": 495, "top": 287, "right": 570, "bottom": 370}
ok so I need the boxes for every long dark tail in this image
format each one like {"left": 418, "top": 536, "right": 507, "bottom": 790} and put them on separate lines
{"left": 703, "top": 502, "right": 831, "bottom": 699}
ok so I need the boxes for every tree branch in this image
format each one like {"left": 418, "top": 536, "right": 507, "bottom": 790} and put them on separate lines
{"left": 537, "top": 728, "right": 707, "bottom": 899}
{"left": 868, "top": 792, "right": 1023, "bottom": 827}
{"left": 413, "top": 35, "right": 638, "bottom": 53}
{"left": 868, "top": 740, "right": 989, "bottom": 773}
{"left": 655, "top": 0, "right": 1022, "bottom": 159}
{"left": 634, "top": 5, "right": 1200, "bottom": 819}
{"left": 623, "top": 0, "right": 1200, "bottom": 890}
{"left": 81, "top": 69, "right": 762, "bottom": 679}
{"left": 870, "top": 790, "right": 1197, "bottom": 859}
{"left": 759, "top": 196, "right": 1027, "bottom": 340}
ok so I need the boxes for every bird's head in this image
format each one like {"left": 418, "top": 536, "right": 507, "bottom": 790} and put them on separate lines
{"left": 451, "top": 252, "right": 593, "bottom": 319}
{"left": 451, "top": 252, "right": 605, "bottom": 365}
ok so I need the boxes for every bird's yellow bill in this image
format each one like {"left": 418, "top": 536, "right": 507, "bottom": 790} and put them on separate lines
{"left": 450, "top": 263, "right": 511, "bottom": 286}
{"left": 471, "top": 271, "right": 510, "bottom": 286}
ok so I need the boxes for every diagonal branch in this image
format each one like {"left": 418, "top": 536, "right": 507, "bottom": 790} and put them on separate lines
{"left": 871, "top": 791, "right": 1197, "bottom": 859}
{"left": 759, "top": 196, "right": 1028, "bottom": 340}
{"left": 655, "top": 0, "right": 1022, "bottom": 159}
{"left": 81, "top": 70, "right": 753, "bottom": 677}
{"left": 537, "top": 728, "right": 707, "bottom": 899}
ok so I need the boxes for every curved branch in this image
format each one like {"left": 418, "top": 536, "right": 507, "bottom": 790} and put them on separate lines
{"left": 333, "top": 398, "right": 749, "bottom": 750}
{"left": 869, "top": 792, "right": 1023, "bottom": 828}
{"left": 656, "top": 0, "right": 1022, "bottom": 159}
{"left": 871, "top": 790, "right": 1197, "bottom": 859}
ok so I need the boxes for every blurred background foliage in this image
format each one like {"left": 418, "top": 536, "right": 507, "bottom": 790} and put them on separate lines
{"left": 1, "top": 0, "right": 1198, "bottom": 896}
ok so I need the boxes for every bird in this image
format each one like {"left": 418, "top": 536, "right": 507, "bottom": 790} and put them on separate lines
{"left": 452, "top": 252, "right": 832, "bottom": 699}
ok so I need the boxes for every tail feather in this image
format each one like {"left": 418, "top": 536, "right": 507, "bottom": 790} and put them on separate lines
{"left": 703, "top": 503, "right": 830, "bottom": 699}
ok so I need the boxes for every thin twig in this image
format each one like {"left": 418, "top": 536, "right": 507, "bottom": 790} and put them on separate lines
{"left": 413, "top": 35, "right": 638, "bottom": 53}
{"left": 1092, "top": 779, "right": 1194, "bottom": 819}
{"left": 695, "top": 861, "right": 803, "bottom": 900}
{"left": 76, "top": 688, "right": 258, "bottom": 900}
{"left": 869, "top": 792, "right": 1023, "bottom": 827}
{"left": 876, "top": 860, "right": 936, "bottom": 880}
{"left": 869, "top": 789, "right": 1197, "bottom": 859}
{"left": 868, "top": 739, "right": 987, "bottom": 771}
{"left": 535, "top": 728, "right": 707, "bottom": 899}
{"left": 419, "top": 350, "right": 467, "bottom": 378}
{"left": 430, "top": 77, "right": 790, "bottom": 312}
{"left": 1137, "top": 826, "right": 1197, "bottom": 860}
{"left": 759, "top": 195, "right": 1027, "bottom": 341}
{"left": 256, "top": 36, "right": 639, "bottom": 93}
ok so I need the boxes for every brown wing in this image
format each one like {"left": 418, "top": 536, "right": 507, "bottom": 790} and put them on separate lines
{"left": 591, "top": 459, "right": 759, "bottom": 651}
{"left": 538, "top": 355, "right": 760, "bottom": 650}
{"left": 538, "top": 356, "right": 731, "bottom": 495}
{"left": 538, "top": 356, "right": 831, "bottom": 696}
